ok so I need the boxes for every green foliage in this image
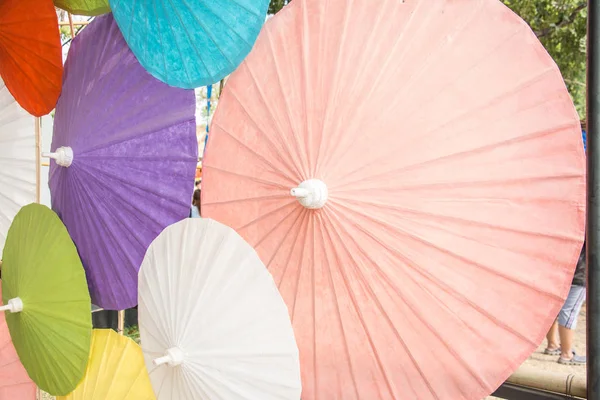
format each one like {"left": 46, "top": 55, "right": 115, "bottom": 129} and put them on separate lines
{"left": 124, "top": 324, "right": 141, "bottom": 344}
{"left": 269, "top": 0, "right": 288, "bottom": 14}
{"left": 503, "top": 1, "right": 587, "bottom": 118}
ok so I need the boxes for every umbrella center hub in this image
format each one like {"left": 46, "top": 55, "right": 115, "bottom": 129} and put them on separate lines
{"left": 291, "top": 179, "right": 328, "bottom": 209}
{"left": 43, "top": 146, "right": 73, "bottom": 168}
{"left": 0, "top": 297, "right": 23, "bottom": 313}
{"left": 153, "top": 346, "right": 185, "bottom": 367}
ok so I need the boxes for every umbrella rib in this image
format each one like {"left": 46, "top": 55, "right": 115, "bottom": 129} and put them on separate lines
{"left": 222, "top": 80, "right": 293, "bottom": 166}
{"left": 326, "top": 207, "right": 493, "bottom": 397}
{"left": 0, "top": 52, "right": 59, "bottom": 107}
{"left": 316, "top": 213, "right": 361, "bottom": 398}
{"left": 73, "top": 83, "right": 192, "bottom": 153}
{"left": 202, "top": 165, "right": 292, "bottom": 193}
{"left": 200, "top": 0, "right": 261, "bottom": 21}
{"left": 313, "top": 0, "right": 352, "bottom": 176}
{"left": 334, "top": 172, "right": 583, "bottom": 194}
{"left": 263, "top": 208, "right": 306, "bottom": 284}
{"left": 329, "top": 201, "right": 541, "bottom": 344}
{"left": 332, "top": 196, "right": 582, "bottom": 245}
{"left": 68, "top": 60, "right": 147, "bottom": 138}
{"left": 318, "top": 0, "right": 430, "bottom": 169}
{"left": 243, "top": 60, "right": 308, "bottom": 179}
{"left": 67, "top": 171, "right": 141, "bottom": 307}
{"left": 23, "top": 314, "right": 87, "bottom": 394}
{"left": 150, "top": 0, "right": 170, "bottom": 83}
{"left": 73, "top": 165, "right": 165, "bottom": 240}
{"left": 168, "top": 0, "right": 224, "bottom": 75}
{"left": 320, "top": 210, "right": 427, "bottom": 399}
{"left": 263, "top": 28, "right": 310, "bottom": 181}
{"left": 299, "top": 0, "right": 312, "bottom": 176}
{"left": 157, "top": 0, "right": 195, "bottom": 85}
{"left": 330, "top": 116, "right": 574, "bottom": 190}
{"left": 193, "top": 0, "right": 254, "bottom": 48}
{"left": 212, "top": 120, "right": 296, "bottom": 184}
{"left": 235, "top": 201, "right": 299, "bottom": 241}
{"left": 285, "top": 211, "right": 309, "bottom": 324}
{"left": 78, "top": 160, "right": 193, "bottom": 216}
{"left": 323, "top": 4, "right": 521, "bottom": 175}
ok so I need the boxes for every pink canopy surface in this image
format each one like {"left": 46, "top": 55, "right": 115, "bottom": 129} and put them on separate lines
{"left": 202, "top": 0, "right": 586, "bottom": 399}
{"left": 0, "top": 283, "right": 35, "bottom": 400}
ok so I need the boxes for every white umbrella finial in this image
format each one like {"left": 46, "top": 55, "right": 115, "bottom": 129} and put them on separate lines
{"left": 291, "top": 179, "right": 328, "bottom": 209}
{"left": 42, "top": 146, "right": 74, "bottom": 168}
{"left": 153, "top": 347, "right": 185, "bottom": 367}
{"left": 0, "top": 297, "right": 23, "bottom": 313}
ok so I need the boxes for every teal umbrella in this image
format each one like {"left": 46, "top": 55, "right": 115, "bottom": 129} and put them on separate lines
{"left": 109, "top": 0, "right": 270, "bottom": 88}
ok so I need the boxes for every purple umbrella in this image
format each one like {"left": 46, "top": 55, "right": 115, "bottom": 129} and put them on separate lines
{"left": 47, "top": 14, "right": 197, "bottom": 310}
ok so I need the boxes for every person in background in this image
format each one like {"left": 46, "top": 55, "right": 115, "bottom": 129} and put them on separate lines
{"left": 190, "top": 189, "right": 201, "bottom": 218}
{"left": 195, "top": 179, "right": 202, "bottom": 190}
{"left": 545, "top": 242, "right": 586, "bottom": 365}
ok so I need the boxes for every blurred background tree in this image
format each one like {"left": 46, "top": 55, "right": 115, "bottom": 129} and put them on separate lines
{"left": 503, "top": 0, "right": 587, "bottom": 119}
{"left": 269, "top": 0, "right": 289, "bottom": 14}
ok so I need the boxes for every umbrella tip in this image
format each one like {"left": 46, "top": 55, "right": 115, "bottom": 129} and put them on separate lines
{"left": 291, "top": 179, "right": 328, "bottom": 209}
{"left": 42, "top": 146, "right": 74, "bottom": 168}
{"left": 153, "top": 347, "right": 185, "bottom": 367}
{"left": 0, "top": 297, "right": 23, "bottom": 313}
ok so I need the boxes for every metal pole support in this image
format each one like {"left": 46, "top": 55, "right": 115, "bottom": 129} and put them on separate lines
{"left": 588, "top": 0, "right": 600, "bottom": 398}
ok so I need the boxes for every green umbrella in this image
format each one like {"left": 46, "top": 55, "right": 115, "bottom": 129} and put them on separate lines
{"left": 53, "top": 0, "right": 109, "bottom": 16}
{"left": 1, "top": 203, "right": 92, "bottom": 396}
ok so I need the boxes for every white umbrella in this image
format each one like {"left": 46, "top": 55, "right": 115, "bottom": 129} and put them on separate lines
{"left": 138, "top": 218, "right": 302, "bottom": 400}
{"left": 0, "top": 78, "right": 35, "bottom": 252}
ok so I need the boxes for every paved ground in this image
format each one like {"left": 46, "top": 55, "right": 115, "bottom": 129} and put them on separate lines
{"left": 487, "top": 305, "right": 587, "bottom": 399}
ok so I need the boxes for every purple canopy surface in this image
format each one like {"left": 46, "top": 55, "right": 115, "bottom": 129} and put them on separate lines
{"left": 49, "top": 14, "right": 197, "bottom": 310}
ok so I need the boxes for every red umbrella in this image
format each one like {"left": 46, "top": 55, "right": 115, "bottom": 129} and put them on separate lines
{"left": 0, "top": 0, "right": 63, "bottom": 116}
{"left": 202, "top": 0, "right": 586, "bottom": 399}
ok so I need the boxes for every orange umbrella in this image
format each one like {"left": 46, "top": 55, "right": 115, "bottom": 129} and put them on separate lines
{"left": 0, "top": 0, "right": 63, "bottom": 116}
{"left": 201, "top": 0, "right": 586, "bottom": 399}
{"left": 0, "top": 282, "right": 35, "bottom": 400}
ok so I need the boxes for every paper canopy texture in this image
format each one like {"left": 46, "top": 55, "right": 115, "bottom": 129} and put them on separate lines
{"left": 1, "top": 204, "right": 92, "bottom": 396}
{"left": 109, "top": 0, "right": 270, "bottom": 88}
{"left": 48, "top": 14, "right": 198, "bottom": 310}
{"left": 201, "top": 0, "right": 586, "bottom": 399}
{"left": 58, "top": 329, "right": 155, "bottom": 400}
{"left": 0, "top": 0, "right": 62, "bottom": 116}
{"left": 139, "top": 218, "right": 301, "bottom": 400}
{"left": 0, "top": 283, "right": 36, "bottom": 400}
{"left": 0, "top": 78, "right": 35, "bottom": 254}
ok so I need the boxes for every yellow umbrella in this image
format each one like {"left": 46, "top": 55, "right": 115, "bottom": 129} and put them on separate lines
{"left": 58, "top": 329, "right": 155, "bottom": 400}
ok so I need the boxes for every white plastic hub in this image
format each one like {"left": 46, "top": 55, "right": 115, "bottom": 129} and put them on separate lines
{"left": 153, "top": 347, "right": 185, "bottom": 367}
{"left": 42, "top": 146, "right": 74, "bottom": 168}
{"left": 0, "top": 297, "right": 23, "bottom": 313}
{"left": 291, "top": 179, "right": 328, "bottom": 209}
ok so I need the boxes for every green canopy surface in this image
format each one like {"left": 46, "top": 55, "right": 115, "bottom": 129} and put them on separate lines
{"left": 54, "top": 0, "right": 109, "bottom": 16}
{"left": 1, "top": 203, "right": 92, "bottom": 396}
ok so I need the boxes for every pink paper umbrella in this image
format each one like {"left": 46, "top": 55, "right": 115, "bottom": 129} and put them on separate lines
{"left": 0, "top": 283, "right": 35, "bottom": 400}
{"left": 201, "top": 0, "right": 586, "bottom": 399}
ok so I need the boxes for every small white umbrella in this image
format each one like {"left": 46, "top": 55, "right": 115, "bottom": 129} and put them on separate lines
{"left": 138, "top": 218, "right": 302, "bottom": 400}
{"left": 0, "top": 78, "right": 35, "bottom": 252}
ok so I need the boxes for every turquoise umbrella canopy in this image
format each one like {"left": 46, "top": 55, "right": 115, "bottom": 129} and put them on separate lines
{"left": 109, "top": 0, "right": 270, "bottom": 88}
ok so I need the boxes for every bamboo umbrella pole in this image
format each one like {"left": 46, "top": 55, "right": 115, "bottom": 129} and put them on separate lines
{"left": 35, "top": 118, "right": 41, "bottom": 204}
{"left": 118, "top": 310, "right": 125, "bottom": 335}
{"left": 58, "top": 21, "right": 89, "bottom": 26}
{"left": 588, "top": 0, "right": 600, "bottom": 398}
{"left": 67, "top": 13, "right": 75, "bottom": 39}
